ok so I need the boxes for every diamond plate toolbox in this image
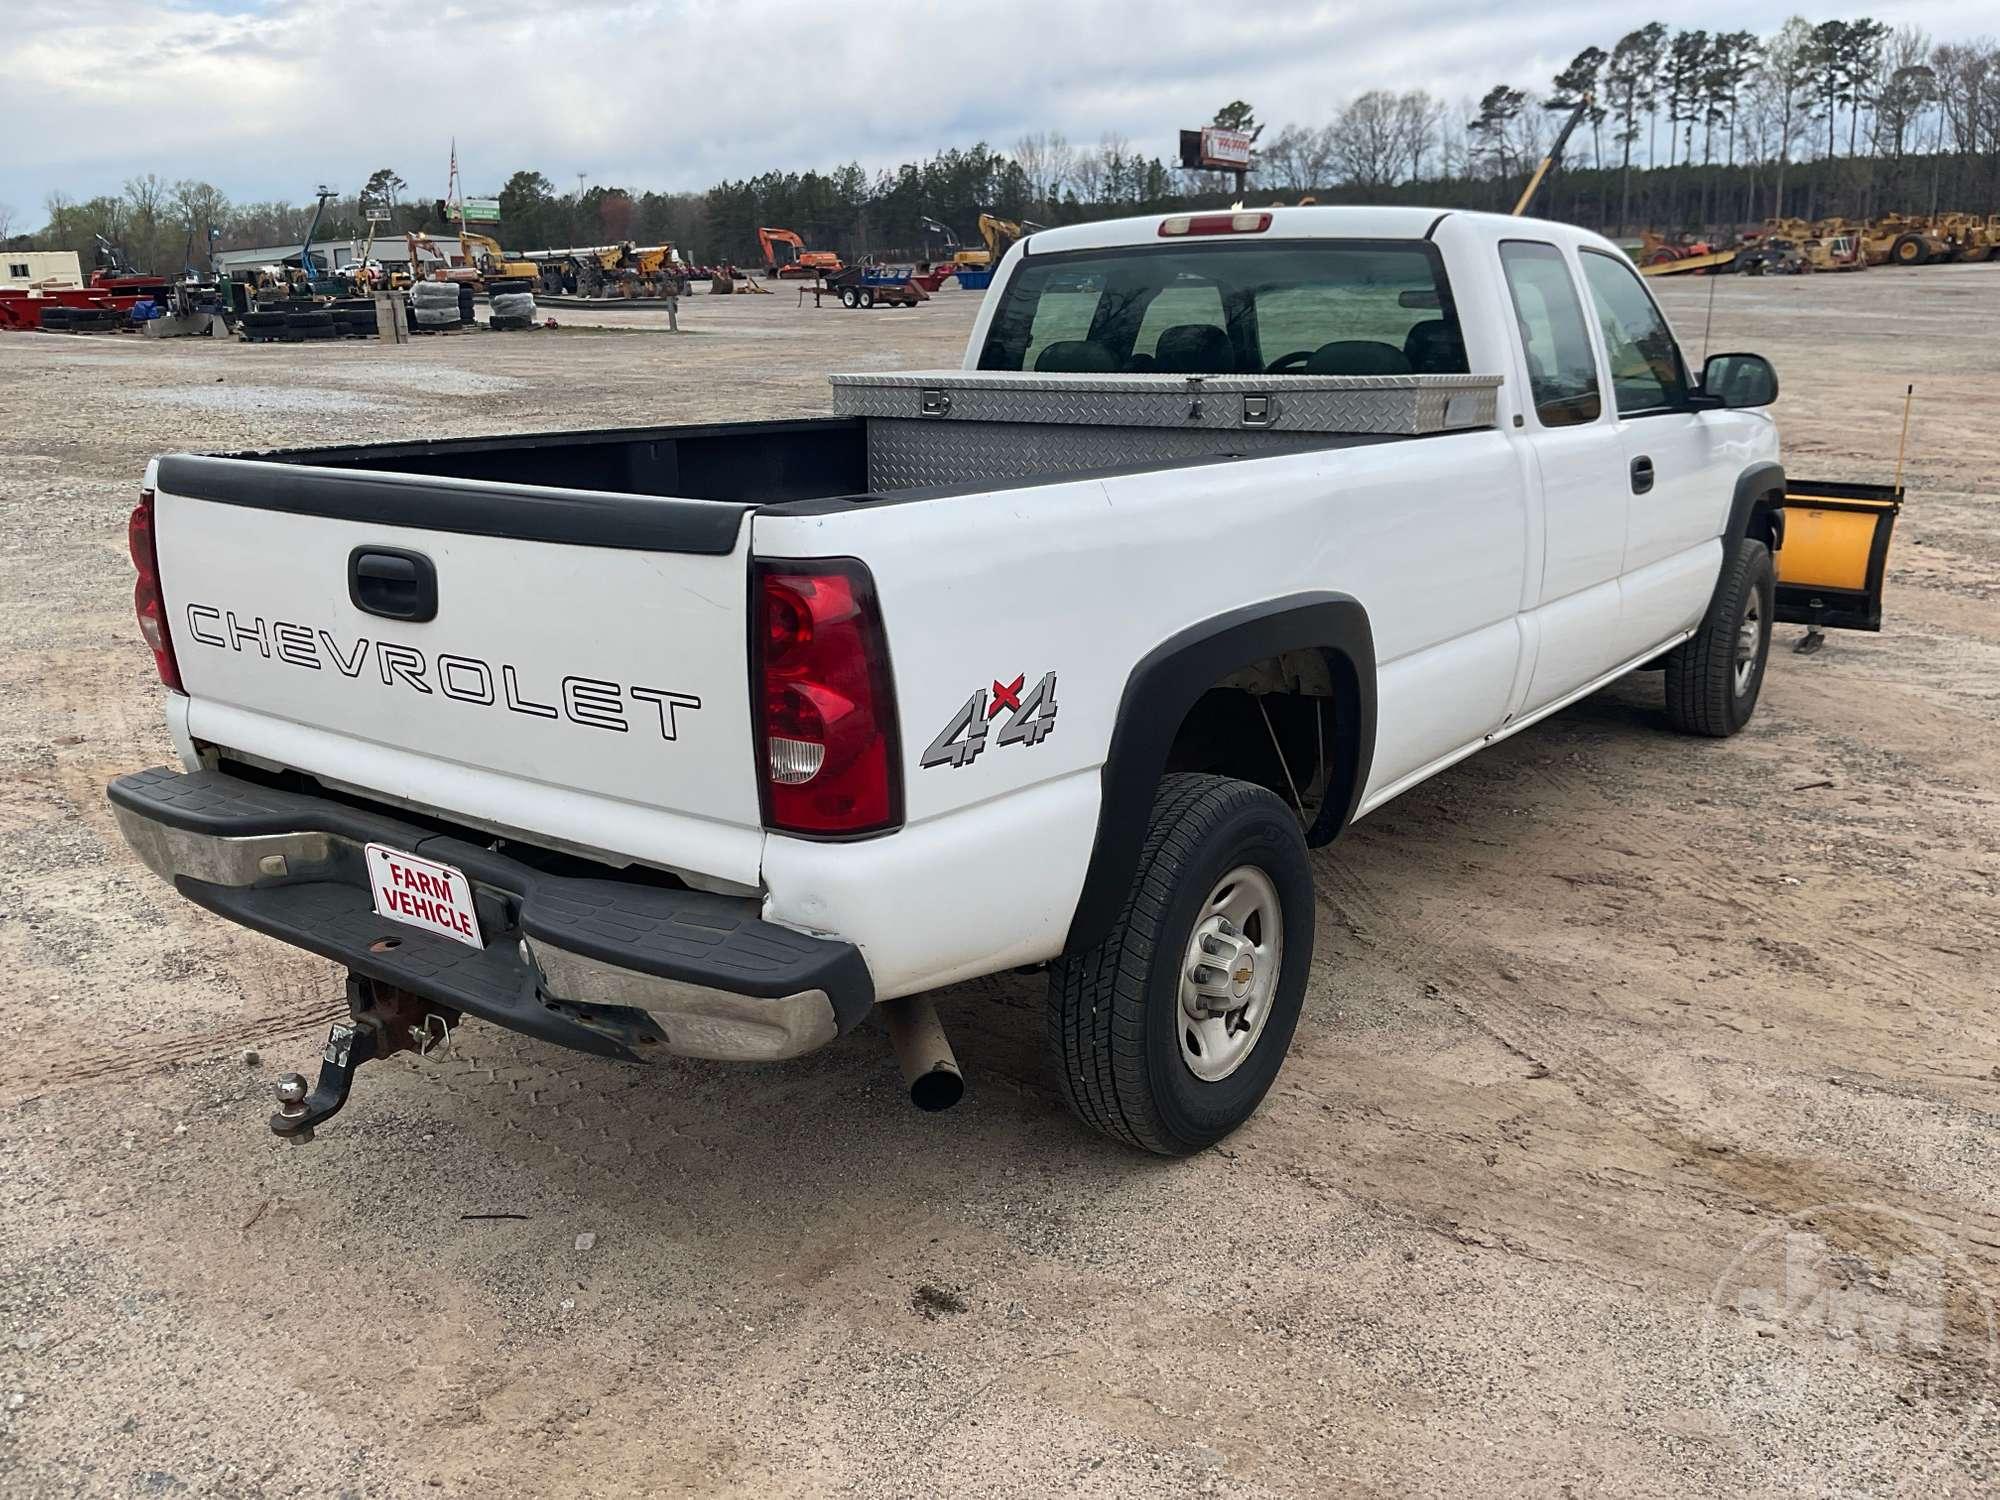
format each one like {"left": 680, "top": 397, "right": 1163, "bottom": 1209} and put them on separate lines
{"left": 830, "top": 370, "right": 1501, "bottom": 437}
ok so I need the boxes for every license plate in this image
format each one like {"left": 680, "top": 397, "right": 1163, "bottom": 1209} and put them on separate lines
{"left": 364, "top": 843, "right": 484, "bottom": 950}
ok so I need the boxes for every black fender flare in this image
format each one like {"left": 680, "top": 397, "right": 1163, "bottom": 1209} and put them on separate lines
{"left": 1726, "top": 460, "right": 1787, "bottom": 553}
{"left": 1064, "top": 592, "right": 1376, "bottom": 953}
{"left": 1705, "top": 461, "right": 1786, "bottom": 618}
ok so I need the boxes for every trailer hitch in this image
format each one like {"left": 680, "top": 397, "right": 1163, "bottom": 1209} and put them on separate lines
{"left": 269, "top": 974, "right": 457, "bottom": 1142}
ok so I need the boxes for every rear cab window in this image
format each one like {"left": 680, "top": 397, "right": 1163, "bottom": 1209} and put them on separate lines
{"left": 1498, "top": 241, "right": 1602, "bottom": 428}
{"left": 978, "top": 240, "right": 1469, "bottom": 378}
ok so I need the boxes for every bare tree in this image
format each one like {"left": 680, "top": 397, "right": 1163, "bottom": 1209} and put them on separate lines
{"left": 1012, "top": 132, "right": 1074, "bottom": 213}
{"left": 1095, "top": 132, "right": 1136, "bottom": 202}
{"left": 1393, "top": 90, "right": 1446, "bottom": 180}
{"left": 1259, "top": 122, "right": 1336, "bottom": 193}
{"left": 122, "top": 173, "right": 171, "bottom": 272}
{"left": 0, "top": 203, "right": 14, "bottom": 244}
{"left": 1335, "top": 91, "right": 1403, "bottom": 187}
{"left": 170, "top": 180, "right": 232, "bottom": 272}
{"left": 1069, "top": 144, "right": 1105, "bottom": 204}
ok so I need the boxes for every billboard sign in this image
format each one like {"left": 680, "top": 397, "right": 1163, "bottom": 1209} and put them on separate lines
{"left": 1179, "top": 127, "right": 1255, "bottom": 173}
{"left": 458, "top": 196, "right": 501, "bottom": 223}
{"left": 1200, "top": 127, "right": 1253, "bottom": 170}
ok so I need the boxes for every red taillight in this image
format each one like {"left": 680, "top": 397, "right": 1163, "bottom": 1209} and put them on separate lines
{"left": 128, "top": 489, "right": 183, "bottom": 694}
{"left": 754, "top": 559, "right": 900, "bottom": 836}
{"left": 1158, "top": 212, "right": 1272, "bottom": 237}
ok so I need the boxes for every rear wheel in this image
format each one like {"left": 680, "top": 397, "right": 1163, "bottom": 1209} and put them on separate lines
{"left": 1892, "top": 235, "right": 1927, "bottom": 266}
{"left": 1046, "top": 774, "right": 1313, "bottom": 1155}
{"left": 1664, "top": 537, "right": 1774, "bottom": 737}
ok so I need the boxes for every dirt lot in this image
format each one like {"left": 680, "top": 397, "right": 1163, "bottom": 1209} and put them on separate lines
{"left": 1, "top": 266, "right": 1996, "bottom": 1499}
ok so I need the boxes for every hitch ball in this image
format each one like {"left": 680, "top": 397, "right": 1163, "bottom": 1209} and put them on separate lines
{"left": 274, "top": 1074, "right": 309, "bottom": 1114}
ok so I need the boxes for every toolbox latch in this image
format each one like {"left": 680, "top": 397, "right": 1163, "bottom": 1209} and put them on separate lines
{"left": 920, "top": 388, "right": 952, "bottom": 418}
{"left": 1240, "top": 393, "right": 1280, "bottom": 428}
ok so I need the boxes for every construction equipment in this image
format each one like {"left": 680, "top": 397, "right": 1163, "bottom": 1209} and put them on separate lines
{"left": 1731, "top": 220, "right": 1864, "bottom": 276}
{"left": 707, "top": 266, "right": 769, "bottom": 295}
{"left": 1840, "top": 214, "right": 1950, "bottom": 267}
{"left": 527, "top": 243, "right": 684, "bottom": 301}
{"left": 757, "top": 227, "right": 842, "bottom": 280}
{"left": 296, "top": 186, "right": 340, "bottom": 292}
{"left": 1512, "top": 93, "right": 1593, "bottom": 217}
{"left": 461, "top": 231, "right": 538, "bottom": 285}
{"left": 976, "top": 213, "right": 1038, "bottom": 264}
{"left": 1930, "top": 212, "right": 1997, "bottom": 263}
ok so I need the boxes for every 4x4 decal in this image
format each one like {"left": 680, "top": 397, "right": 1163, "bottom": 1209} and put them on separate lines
{"left": 921, "top": 672, "right": 1058, "bottom": 769}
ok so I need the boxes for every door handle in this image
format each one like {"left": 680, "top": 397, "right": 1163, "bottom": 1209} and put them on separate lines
{"left": 348, "top": 546, "right": 437, "bottom": 622}
{"left": 1630, "top": 455, "right": 1655, "bottom": 495}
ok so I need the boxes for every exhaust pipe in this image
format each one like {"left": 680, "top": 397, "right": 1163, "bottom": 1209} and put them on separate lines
{"left": 882, "top": 996, "right": 964, "bottom": 1111}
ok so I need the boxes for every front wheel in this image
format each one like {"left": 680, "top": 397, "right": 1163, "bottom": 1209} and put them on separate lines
{"left": 1664, "top": 537, "right": 1774, "bottom": 737}
{"left": 1046, "top": 774, "right": 1313, "bottom": 1155}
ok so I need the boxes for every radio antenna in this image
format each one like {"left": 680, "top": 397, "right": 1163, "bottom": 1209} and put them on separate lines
{"left": 1893, "top": 383, "right": 1914, "bottom": 493}
{"left": 1700, "top": 271, "right": 1719, "bottom": 364}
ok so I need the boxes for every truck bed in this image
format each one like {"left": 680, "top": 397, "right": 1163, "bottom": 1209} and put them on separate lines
{"left": 184, "top": 371, "right": 1501, "bottom": 512}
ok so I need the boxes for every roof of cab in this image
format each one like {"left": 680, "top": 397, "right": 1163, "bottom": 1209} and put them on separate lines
{"left": 1019, "top": 205, "right": 1604, "bottom": 257}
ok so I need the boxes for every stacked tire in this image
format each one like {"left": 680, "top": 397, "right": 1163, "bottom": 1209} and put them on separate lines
{"left": 39, "top": 307, "right": 73, "bottom": 333}
{"left": 489, "top": 289, "right": 537, "bottom": 332}
{"left": 409, "top": 280, "right": 461, "bottom": 331}
{"left": 287, "top": 310, "right": 335, "bottom": 342}
{"left": 67, "top": 307, "right": 124, "bottom": 335}
{"left": 330, "top": 301, "right": 379, "bottom": 339}
{"left": 240, "top": 310, "right": 289, "bottom": 343}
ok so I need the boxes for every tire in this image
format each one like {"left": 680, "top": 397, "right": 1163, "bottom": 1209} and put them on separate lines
{"left": 1046, "top": 773, "right": 1314, "bottom": 1155}
{"left": 1664, "top": 537, "right": 1775, "bottom": 737}
{"left": 839, "top": 288, "right": 858, "bottom": 308}
{"left": 1892, "top": 235, "right": 1926, "bottom": 266}
{"left": 861, "top": 288, "right": 875, "bottom": 308}
{"left": 488, "top": 314, "right": 531, "bottom": 331}
{"left": 39, "top": 308, "right": 71, "bottom": 332}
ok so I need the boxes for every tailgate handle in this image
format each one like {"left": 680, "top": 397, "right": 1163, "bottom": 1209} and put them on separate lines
{"left": 348, "top": 547, "right": 437, "bottom": 622}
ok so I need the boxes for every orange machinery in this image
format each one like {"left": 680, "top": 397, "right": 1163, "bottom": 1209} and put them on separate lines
{"left": 756, "top": 227, "right": 842, "bottom": 279}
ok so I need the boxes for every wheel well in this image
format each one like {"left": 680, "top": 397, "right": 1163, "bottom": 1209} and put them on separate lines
{"left": 1745, "top": 492, "right": 1785, "bottom": 554}
{"left": 1064, "top": 593, "right": 1376, "bottom": 954}
{"left": 1162, "top": 647, "right": 1363, "bottom": 849}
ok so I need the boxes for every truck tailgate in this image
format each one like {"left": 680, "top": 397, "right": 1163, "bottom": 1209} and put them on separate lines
{"left": 151, "top": 458, "right": 764, "bottom": 886}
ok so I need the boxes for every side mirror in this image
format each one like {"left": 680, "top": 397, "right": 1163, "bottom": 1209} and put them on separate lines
{"left": 1702, "top": 352, "right": 1779, "bottom": 409}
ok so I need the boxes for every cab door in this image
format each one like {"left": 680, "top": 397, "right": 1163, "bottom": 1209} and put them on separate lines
{"left": 1496, "top": 240, "right": 1633, "bottom": 713}
{"left": 1576, "top": 250, "right": 1739, "bottom": 656}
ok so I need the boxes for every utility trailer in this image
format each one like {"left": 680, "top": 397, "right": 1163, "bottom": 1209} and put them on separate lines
{"left": 828, "top": 265, "right": 930, "bottom": 309}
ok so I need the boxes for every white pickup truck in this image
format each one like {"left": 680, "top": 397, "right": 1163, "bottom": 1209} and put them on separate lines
{"left": 111, "top": 206, "right": 1787, "bottom": 1154}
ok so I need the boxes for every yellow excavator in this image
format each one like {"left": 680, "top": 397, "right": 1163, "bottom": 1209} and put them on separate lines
{"left": 975, "top": 213, "right": 1041, "bottom": 266}
{"left": 461, "top": 231, "right": 538, "bottom": 283}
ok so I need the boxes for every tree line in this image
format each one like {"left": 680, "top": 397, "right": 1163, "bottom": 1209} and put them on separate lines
{"left": 5, "top": 15, "right": 1994, "bottom": 274}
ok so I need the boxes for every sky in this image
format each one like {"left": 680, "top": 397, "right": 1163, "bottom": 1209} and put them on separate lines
{"left": 0, "top": 0, "right": 1984, "bottom": 221}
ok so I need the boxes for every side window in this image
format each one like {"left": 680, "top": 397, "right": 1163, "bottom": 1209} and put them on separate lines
{"left": 1498, "top": 242, "right": 1601, "bottom": 428}
{"left": 1580, "top": 251, "right": 1689, "bottom": 414}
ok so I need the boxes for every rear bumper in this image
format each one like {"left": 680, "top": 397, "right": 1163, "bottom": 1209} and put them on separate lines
{"left": 108, "top": 767, "right": 874, "bottom": 1063}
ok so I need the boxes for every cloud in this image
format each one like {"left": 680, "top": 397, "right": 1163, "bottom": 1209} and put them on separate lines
{"left": 0, "top": 0, "right": 1979, "bottom": 215}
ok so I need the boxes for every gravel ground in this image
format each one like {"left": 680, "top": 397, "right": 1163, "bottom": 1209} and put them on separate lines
{"left": 0, "top": 267, "right": 1996, "bottom": 1498}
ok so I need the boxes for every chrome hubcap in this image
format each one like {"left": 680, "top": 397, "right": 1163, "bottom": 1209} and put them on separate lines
{"left": 1179, "top": 865, "right": 1282, "bottom": 1082}
{"left": 1735, "top": 594, "right": 1763, "bottom": 696}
